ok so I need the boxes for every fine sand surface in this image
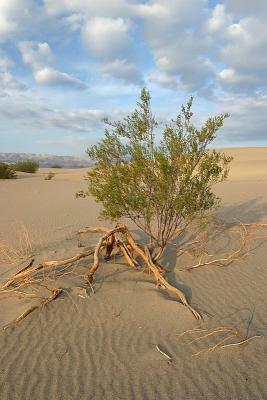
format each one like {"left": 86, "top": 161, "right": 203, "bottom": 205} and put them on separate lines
{"left": 0, "top": 148, "right": 267, "bottom": 400}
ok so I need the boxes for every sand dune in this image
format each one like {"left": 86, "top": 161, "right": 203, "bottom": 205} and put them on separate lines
{"left": 0, "top": 148, "right": 267, "bottom": 399}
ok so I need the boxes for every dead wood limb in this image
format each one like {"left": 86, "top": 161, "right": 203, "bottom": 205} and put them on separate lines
{"left": 117, "top": 240, "right": 140, "bottom": 268}
{"left": 156, "top": 345, "right": 173, "bottom": 362}
{"left": 153, "top": 261, "right": 166, "bottom": 274}
{"left": 15, "top": 258, "right": 35, "bottom": 275}
{"left": 103, "top": 234, "right": 116, "bottom": 260}
{"left": 41, "top": 288, "right": 62, "bottom": 306}
{"left": 153, "top": 246, "right": 165, "bottom": 263}
{"left": 14, "top": 288, "right": 62, "bottom": 324}
{"left": 120, "top": 224, "right": 200, "bottom": 318}
{"left": 2, "top": 223, "right": 201, "bottom": 320}
{"left": 15, "top": 305, "right": 39, "bottom": 323}
{"left": 2, "top": 248, "right": 95, "bottom": 289}
{"left": 87, "top": 226, "right": 126, "bottom": 284}
{"left": 77, "top": 227, "right": 112, "bottom": 248}
{"left": 143, "top": 246, "right": 201, "bottom": 320}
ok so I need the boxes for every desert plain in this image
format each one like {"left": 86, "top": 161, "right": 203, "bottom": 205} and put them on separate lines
{"left": 0, "top": 147, "right": 267, "bottom": 400}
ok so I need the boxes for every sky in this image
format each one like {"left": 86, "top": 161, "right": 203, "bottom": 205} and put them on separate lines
{"left": 0, "top": 0, "right": 267, "bottom": 155}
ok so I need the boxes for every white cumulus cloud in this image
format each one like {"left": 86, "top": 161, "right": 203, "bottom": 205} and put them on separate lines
{"left": 18, "top": 41, "right": 86, "bottom": 90}
{"left": 82, "top": 17, "right": 131, "bottom": 59}
{"left": 0, "top": 48, "right": 26, "bottom": 91}
{"left": 34, "top": 67, "right": 86, "bottom": 90}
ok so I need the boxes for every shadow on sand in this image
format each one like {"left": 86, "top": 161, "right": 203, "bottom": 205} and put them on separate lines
{"left": 149, "top": 198, "right": 267, "bottom": 305}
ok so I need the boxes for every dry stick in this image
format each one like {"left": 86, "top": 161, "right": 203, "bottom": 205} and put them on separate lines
{"left": 14, "top": 288, "right": 62, "bottom": 324}
{"left": 221, "top": 335, "right": 262, "bottom": 348}
{"left": 184, "top": 224, "right": 250, "bottom": 271}
{"left": 188, "top": 326, "right": 244, "bottom": 344}
{"left": 192, "top": 334, "right": 238, "bottom": 357}
{"left": 184, "top": 222, "right": 267, "bottom": 272}
{"left": 242, "top": 223, "right": 267, "bottom": 227}
{"left": 117, "top": 240, "right": 140, "bottom": 268}
{"left": 153, "top": 261, "right": 166, "bottom": 274}
{"left": 77, "top": 226, "right": 114, "bottom": 251}
{"left": 156, "top": 345, "right": 173, "bottom": 362}
{"left": 15, "top": 305, "right": 39, "bottom": 323}
{"left": 2, "top": 248, "right": 95, "bottom": 289}
{"left": 177, "top": 324, "right": 259, "bottom": 356}
{"left": 176, "top": 327, "right": 206, "bottom": 340}
{"left": 13, "top": 258, "right": 35, "bottom": 276}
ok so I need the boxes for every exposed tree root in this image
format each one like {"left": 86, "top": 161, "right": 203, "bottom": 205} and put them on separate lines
{"left": 87, "top": 226, "right": 126, "bottom": 283}
{"left": 3, "top": 221, "right": 267, "bottom": 322}
{"left": 86, "top": 224, "right": 201, "bottom": 319}
{"left": 143, "top": 246, "right": 201, "bottom": 319}
{"left": 2, "top": 224, "right": 201, "bottom": 320}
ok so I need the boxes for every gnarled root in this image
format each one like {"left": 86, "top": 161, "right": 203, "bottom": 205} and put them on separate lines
{"left": 87, "top": 224, "right": 201, "bottom": 319}
{"left": 2, "top": 224, "right": 200, "bottom": 320}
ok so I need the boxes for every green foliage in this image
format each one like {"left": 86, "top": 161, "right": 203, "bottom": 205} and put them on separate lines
{"left": 44, "top": 171, "right": 55, "bottom": 180}
{"left": 14, "top": 160, "right": 39, "bottom": 173}
{"left": 51, "top": 164, "right": 62, "bottom": 168}
{"left": 78, "top": 88, "right": 232, "bottom": 254}
{"left": 0, "top": 163, "right": 16, "bottom": 179}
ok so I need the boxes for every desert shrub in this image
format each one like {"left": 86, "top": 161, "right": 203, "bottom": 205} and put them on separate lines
{"left": 0, "top": 163, "right": 16, "bottom": 179}
{"left": 78, "top": 88, "right": 232, "bottom": 260}
{"left": 44, "top": 172, "right": 55, "bottom": 180}
{"left": 51, "top": 164, "right": 62, "bottom": 168}
{"left": 14, "top": 160, "right": 39, "bottom": 173}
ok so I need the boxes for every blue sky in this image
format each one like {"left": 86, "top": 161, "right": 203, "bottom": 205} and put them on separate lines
{"left": 0, "top": 0, "right": 267, "bottom": 155}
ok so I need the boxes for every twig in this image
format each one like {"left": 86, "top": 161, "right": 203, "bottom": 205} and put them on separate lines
{"left": 182, "top": 222, "right": 266, "bottom": 271}
{"left": 221, "top": 335, "right": 262, "bottom": 348}
{"left": 2, "top": 248, "right": 95, "bottom": 289}
{"left": 6, "top": 288, "right": 62, "bottom": 327}
{"left": 156, "top": 345, "right": 173, "bottom": 362}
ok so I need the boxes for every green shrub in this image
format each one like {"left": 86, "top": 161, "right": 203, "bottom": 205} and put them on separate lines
{"left": 14, "top": 160, "right": 39, "bottom": 173}
{"left": 44, "top": 172, "right": 55, "bottom": 180}
{"left": 78, "top": 88, "right": 232, "bottom": 260}
{"left": 51, "top": 164, "right": 62, "bottom": 168}
{"left": 0, "top": 163, "right": 16, "bottom": 179}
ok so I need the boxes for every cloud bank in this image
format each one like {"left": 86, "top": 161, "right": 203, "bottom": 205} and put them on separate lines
{"left": 0, "top": 0, "right": 266, "bottom": 153}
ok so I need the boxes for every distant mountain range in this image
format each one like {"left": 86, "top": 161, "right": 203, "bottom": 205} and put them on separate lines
{"left": 0, "top": 153, "right": 92, "bottom": 168}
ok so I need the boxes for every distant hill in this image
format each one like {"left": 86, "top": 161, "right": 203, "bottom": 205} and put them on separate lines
{"left": 0, "top": 153, "right": 92, "bottom": 168}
